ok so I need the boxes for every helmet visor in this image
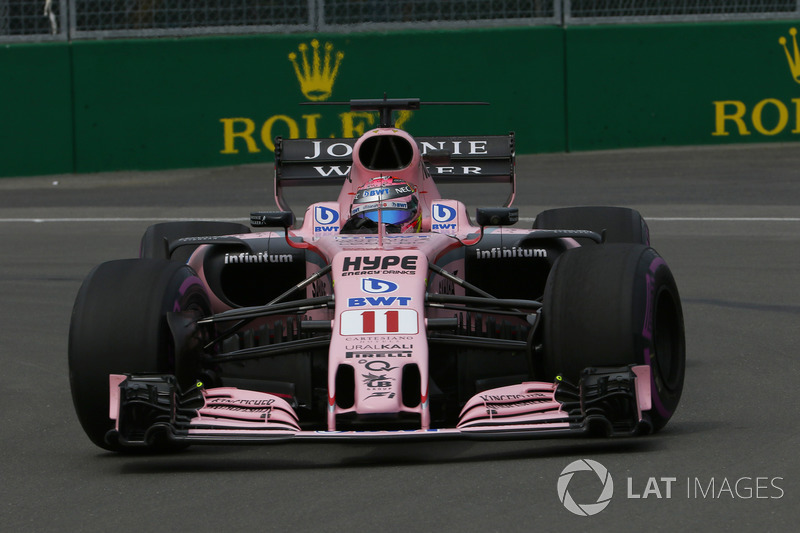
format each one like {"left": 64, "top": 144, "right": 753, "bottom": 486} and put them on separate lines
{"left": 351, "top": 201, "right": 414, "bottom": 225}
{"left": 363, "top": 209, "right": 414, "bottom": 225}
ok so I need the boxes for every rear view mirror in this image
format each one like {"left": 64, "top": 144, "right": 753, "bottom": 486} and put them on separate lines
{"left": 250, "top": 211, "right": 295, "bottom": 229}
{"left": 475, "top": 207, "right": 518, "bottom": 227}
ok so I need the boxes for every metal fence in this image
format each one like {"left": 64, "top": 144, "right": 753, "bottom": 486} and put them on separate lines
{"left": 1, "top": 0, "right": 66, "bottom": 41}
{"left": 3, "top": 1, "right": 800, "bottom": 42}
{"left": 566, "top": 0, "right": 800, "bottom": 23}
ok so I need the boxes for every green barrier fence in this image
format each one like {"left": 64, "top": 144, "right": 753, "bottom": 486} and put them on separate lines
{"left": 566, "top": 21, "right": 800, "bottom": 150}
{"left": 0, "top": 43, "right": 73, "bottom": 177}
{"left": 1, "top": 21, "right": 798, "bottom": 177}
{"left": 70, "top": 27, "right": 565, "bottom": 173}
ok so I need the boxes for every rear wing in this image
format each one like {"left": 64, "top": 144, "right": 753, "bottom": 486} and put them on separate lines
{"left": 274, "top": 133, "right": 516, "bottom": 211}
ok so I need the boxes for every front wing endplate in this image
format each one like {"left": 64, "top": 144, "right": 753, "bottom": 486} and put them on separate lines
{"left": 107, "top": 365, "right": 652, "bottom": 446}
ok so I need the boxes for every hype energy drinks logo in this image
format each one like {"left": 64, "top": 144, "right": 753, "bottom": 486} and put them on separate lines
{"left": 712, "top": 27, "right": 800, "bottom": 138}
{"left": 219, "top": 39, "right": 412, "bottom": 155}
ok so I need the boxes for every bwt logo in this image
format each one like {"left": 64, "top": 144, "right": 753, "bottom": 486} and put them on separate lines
{"left": 432, "top": 204, "right": 457, "bottom": 231}
{"left": 432, "top": 204, "right": 456, "bottom": 223}
{"left": 348, "top": 296, "right": 412, "bottom": 307}
{"left": 361, "top": 188, "right": 390, "bottom": 198}
{"left": 315, "top": 206, "right": 340, "bottom": 232}
{"left": 361, "top": 278, "right": 398, "bottom": 294}
{"left": 315, "top": 206, "right": 339, "bottom": 225}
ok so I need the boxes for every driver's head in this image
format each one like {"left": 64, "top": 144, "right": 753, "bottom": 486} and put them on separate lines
{"left": 349, "top": 177, "right": 421, "bottom": 233}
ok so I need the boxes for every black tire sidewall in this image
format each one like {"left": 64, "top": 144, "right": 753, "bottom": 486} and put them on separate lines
{"left": 542, "top": 244, "right": 684, "bottom": 431}
{"left": 68, "top": 259, "right": 209, "bottom": 450}
{"left": 632, "top": 250, "right": 685, "bottom": 430}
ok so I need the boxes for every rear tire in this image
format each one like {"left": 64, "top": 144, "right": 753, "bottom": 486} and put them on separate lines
{"left": 533, "top": 206, "right": 650, "bottom": 245}
{"left": 540, "top": 244, "right": 685, "bottom": 432}
{"left": 68, "top": 259, "right": 210, "bottom": 451}
{"left": 140, "top": 221, "right": 251, "bottom": 261}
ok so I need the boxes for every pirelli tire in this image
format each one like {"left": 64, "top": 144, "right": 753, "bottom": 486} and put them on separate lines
{"left": 140, "top": 221, "right": 251, "bottom": 261}
{"left": 540, "top": 244, "right": 685, "bottom": 432}
{"left": 533, "top": 206, "right": 650, "bottom": 245}
{"left": 68, "top": 259, "right": 211, "bottom": 451}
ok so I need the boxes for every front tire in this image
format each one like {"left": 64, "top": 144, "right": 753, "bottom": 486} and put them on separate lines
{"left": 540, "top": 244, "right": 685, "bottom": 432}
{"left": 68, "top": 259, "right": 210, "bottom": 451}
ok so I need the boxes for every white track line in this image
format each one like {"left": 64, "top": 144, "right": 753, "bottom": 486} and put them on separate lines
{"left": 0, "top": 217, "right": 251, "bottom": 223}
{"left": 645, "top": 217, "right": 800, "bottom": 222}
{"left": 522, "top": 217, "right": 800, "bottom": 222}
{"left": 0, "top": 217, "right": 798, "bottom": 223}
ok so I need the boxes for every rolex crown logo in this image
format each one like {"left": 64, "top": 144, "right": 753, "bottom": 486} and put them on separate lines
{"left": 778, "top": 28, "right": 800, "bottom": 85}
{"left": 288, "top": 39, "right": 344, "bottom": 101}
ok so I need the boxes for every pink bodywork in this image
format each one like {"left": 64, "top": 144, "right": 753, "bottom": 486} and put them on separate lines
{"left": 109, "top": 127, "right": 649, "bottom": 441}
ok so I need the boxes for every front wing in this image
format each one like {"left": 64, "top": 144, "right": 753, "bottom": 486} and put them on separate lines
{"left": 106, "top": 365, "right": 653, "bottom": 447}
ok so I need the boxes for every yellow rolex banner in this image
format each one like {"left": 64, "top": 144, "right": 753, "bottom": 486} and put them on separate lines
{"left": 2, "top": 21, "right": 800, "bottom": 177}
{"left": 566, "top": 21, "right": 800, "bottom": 150}
{"left": 70, "top": 27, "right": 565, "bottom": 173}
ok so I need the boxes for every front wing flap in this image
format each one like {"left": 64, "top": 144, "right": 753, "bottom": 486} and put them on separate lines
{"left": 106, "top": 365, "right": 652, "bottom": 447}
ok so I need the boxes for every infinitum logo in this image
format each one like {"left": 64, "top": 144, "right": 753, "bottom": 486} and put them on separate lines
{"left": 557, "top": 459, "right": 614, "bottom": 516}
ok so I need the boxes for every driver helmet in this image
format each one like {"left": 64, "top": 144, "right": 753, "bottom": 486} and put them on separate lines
{"left": 349, "top": 177, "right": 421, "bottom": 233}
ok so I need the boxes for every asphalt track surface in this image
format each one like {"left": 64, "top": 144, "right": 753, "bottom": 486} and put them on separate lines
{"left": 1, "top": 143, "right": 799, "bottom": 532}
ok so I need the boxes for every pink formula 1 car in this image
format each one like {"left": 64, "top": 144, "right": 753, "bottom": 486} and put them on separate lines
{"left": 69, "top": 98, "right": 685, "bottom": 451}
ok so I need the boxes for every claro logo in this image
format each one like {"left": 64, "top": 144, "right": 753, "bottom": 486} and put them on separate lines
{"left": 712, "top": 28, "right": 800, "bottom": 138}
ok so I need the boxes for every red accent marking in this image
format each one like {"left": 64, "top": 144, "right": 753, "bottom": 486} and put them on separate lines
{"left": 362, "top": 310, "right": 375, "bottom": 333}
{"left": 434, "top": 239, "right": 469, "bottom": 262}
{"left": 270, "top": 392, "right": 294, "bottom": 400}
{"left": 385, "top": 310, "right": 399, "bottom": 332}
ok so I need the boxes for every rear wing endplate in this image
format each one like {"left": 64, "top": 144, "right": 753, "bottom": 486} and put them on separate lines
{"left": 274, "top": 133, "right": 516, "bottom": 211}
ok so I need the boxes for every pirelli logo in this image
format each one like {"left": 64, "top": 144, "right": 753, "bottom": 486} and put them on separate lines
{"left": 345, "top": 351, "right": 412, "bottom": 358}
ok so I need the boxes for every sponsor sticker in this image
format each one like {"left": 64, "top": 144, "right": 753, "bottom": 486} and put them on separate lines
{"left": 432, "top": 204, "right": 457, "bottom": 223}
{"left": 341, "top": 255, "right": 418, "bottom": 276}
{"left": 361, "top": 277, "right": 398, "bottom": 294}
{"left": 340, "top": 309, "right": 418, "bottom": 335}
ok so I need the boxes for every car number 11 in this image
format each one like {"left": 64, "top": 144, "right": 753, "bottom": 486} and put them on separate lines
{"left": 340, "top": 309, "right": 418, "bottom": 335}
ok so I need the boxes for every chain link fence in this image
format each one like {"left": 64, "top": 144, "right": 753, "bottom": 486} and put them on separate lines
{"left": 3, "top": 1, "right": 800, "bottom": 42}
{"left": 1, "top": 0, "right": 66, "bottom": 40}
{"left": 566, "top": 0, "right": 800, "bottom": 23}
{"left": 318, "top": 0, "right": 557, "bottom": 29}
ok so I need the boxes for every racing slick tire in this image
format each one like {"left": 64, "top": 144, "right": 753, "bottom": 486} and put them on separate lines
{"left": 533, "top": 206, "right": 650, "bottom": 245}
{"left": 68, "top": 258, "right": 211, "bottom": 451}
{"left": 540, "top": 244, "right": 685, "bottom": 432}
{"left": 140, "top": 221, "right": 251, "bottom": 261}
